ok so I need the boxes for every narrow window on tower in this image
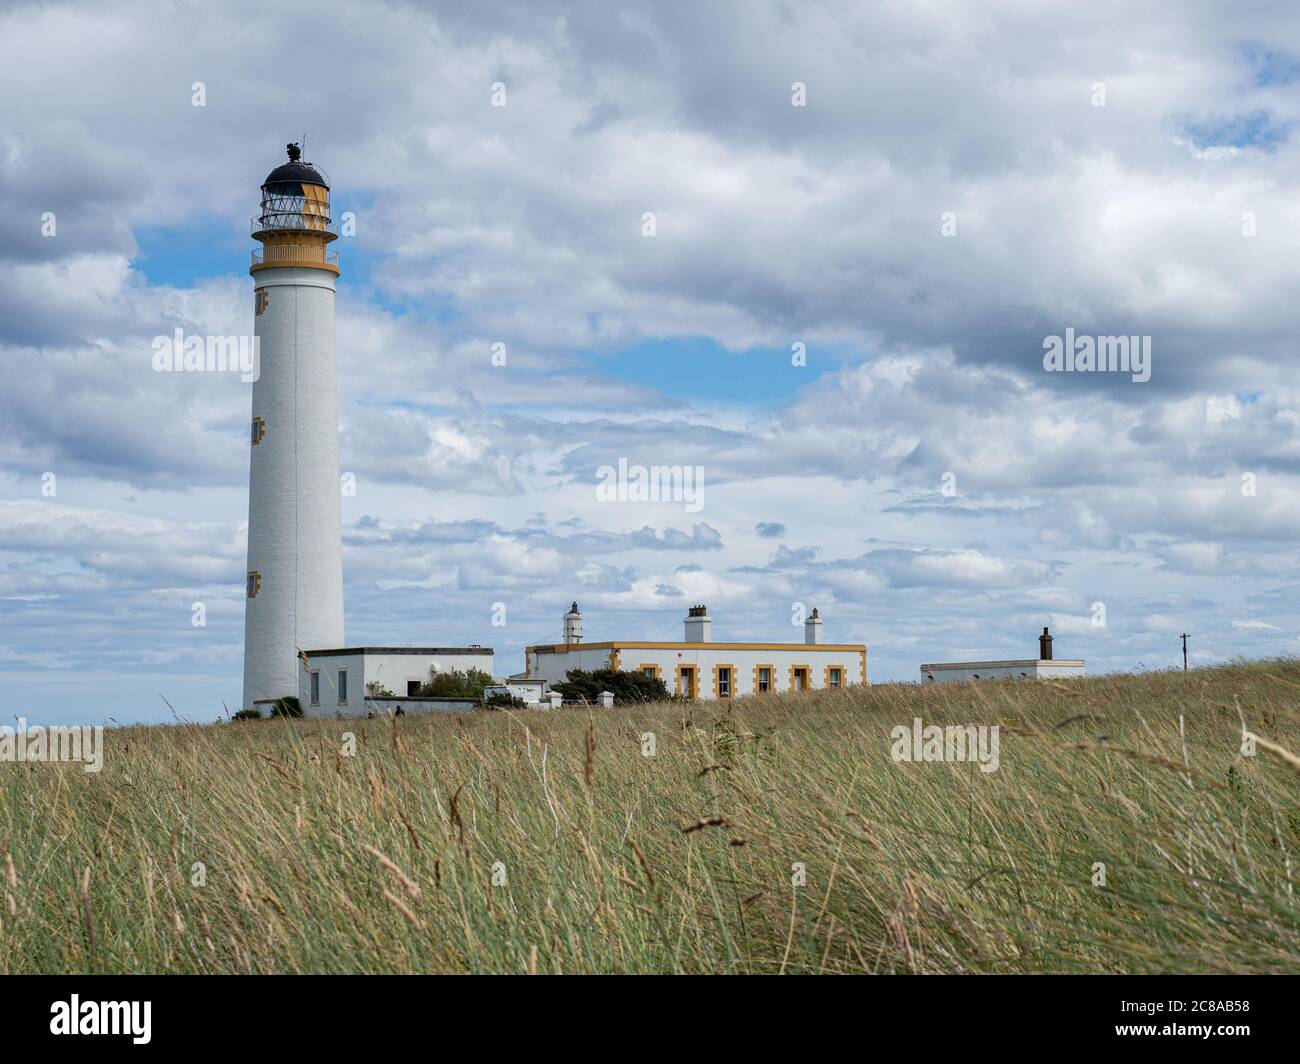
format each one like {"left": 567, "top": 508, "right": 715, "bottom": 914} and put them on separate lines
{"left": 310, "top": 671, "right": 320, "bottom": 706}
{"left": 255, "top": 289, "right": 269, "bottom": 316}
{"left": 246, "top": 571, "right": 260, "bottom": 598}
{"left": 337, "top": 670, "right": 348, "bottom": 705}
{"left": 251, "top": 416, "right": 266, "bottom": 445}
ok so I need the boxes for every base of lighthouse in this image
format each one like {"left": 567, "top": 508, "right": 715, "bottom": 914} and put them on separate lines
{"left": 241, "top": 265, "right": 344, "bottom": 708}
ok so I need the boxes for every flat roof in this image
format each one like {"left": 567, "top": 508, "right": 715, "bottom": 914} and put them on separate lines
{"left": 529, "top": 641, "right": 866, "bottom": 653}
{"left": 919, "top": 659, "right": 1085, "bottom": 670}
{"left": 303, "top": 646, "right": 493, "bottom": 657}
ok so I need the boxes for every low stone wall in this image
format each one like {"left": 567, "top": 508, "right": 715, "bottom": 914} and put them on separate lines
{"left": 361, "top": 696, "right": 479, "bottom": 717}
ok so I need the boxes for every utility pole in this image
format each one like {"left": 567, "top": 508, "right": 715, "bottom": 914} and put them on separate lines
{"left": 1180, "top": 633, "right": 1189, "bottom": 672}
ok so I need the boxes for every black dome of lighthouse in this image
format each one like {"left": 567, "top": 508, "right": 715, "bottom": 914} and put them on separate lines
{"left": 262, "top": 143, "right": 329, "bottom": 191}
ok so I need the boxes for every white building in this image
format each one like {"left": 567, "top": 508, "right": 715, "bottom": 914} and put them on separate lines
{"left": 919, "top": 627, "right": 1085, "bottom": 683}
{"left": 242, "top": 144, "right": 345, "bottom": 709}
{"left": 485, "top": 678, "right": 548, "bottom": 705}
{"left": 294, "top": 646, "right": 494, "bottom": 718}
{"left": 525, "top": 604, "right": 867, "bottom": 700}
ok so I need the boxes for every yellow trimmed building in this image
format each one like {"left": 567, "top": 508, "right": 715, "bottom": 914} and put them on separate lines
{"left": 524, "top": 604, "right": 867, "bottom": 700}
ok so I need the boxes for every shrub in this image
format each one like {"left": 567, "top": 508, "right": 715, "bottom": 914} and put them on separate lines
{"left": 418, "top": 668, "right": 494, "bottom": 699}
{"left": 550, "top": 668, "right": 669, "bottom": 705}
{"left": 232, "top": 708, "right": 261, "bottom": 721}
{"left": 269, "top": 696, "right": 303, "bottom": 719}
{"left": 484, "top": 691, "right": 527, "bottom": 709}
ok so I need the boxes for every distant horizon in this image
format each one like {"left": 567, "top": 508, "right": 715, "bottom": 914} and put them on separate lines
{"left": 16, "top": 652, "right": 1286, "bottom": 730}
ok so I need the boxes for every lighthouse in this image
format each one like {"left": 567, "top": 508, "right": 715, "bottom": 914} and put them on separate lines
{"left": 241, "top": 143, "right": 345, "bottom": 709}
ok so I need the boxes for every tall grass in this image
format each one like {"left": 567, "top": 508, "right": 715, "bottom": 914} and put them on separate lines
{"left": 2, "top": 660, "right": 1297, "bottom": 973}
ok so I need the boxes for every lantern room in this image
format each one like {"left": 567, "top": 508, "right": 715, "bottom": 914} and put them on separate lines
{"left": 250, "top": 143, "right": 339, "bottom": 274}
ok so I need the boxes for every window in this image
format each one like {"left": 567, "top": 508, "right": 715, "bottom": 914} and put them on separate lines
{"left": 757, "top": 667, "right": 772, "bottom": 693}
{"left": 251, "top": 416, "right": 266, "bottom": 445}
{"left": 790, "top": 666, "right": 809, "bottom": 691}
{"left": 255, "top": 289, "right": 269, "bottom": 316}
{"left": 716, "top": 666, "right": 732, "bottom": 698}
{"left": 641, "top": 666, "right": 656, "bottom": 678}
{"left": 246, "top": 571, "right": 260, "bottom": 598}
{"left": 829, "top": 668, "right": 842, "bottom": 688}
{"left": 407, "top": 680, "right": 420, "bottom": 696}
{"left": 337, "top": 669, "right": 348, "bottom": 705}
{"left": 310, "top": 671, "right": 320, "bottom": 706}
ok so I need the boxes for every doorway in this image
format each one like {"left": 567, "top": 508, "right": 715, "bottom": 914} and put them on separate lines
{"left": 677, "top": 665, "right": 699, "bottom": 700}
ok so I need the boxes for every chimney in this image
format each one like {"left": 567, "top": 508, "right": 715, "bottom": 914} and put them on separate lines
{"left": 563, "top": 601, "right": 582, "bottom": 646}
{"left": 804, "top": 606, "right": 823, "bottom": 644}
{"left": 684, "top": 604, "right": 711, "bottom": 643}
{"left": 1039, "top": 626, "right": 1053, "bottom": 661}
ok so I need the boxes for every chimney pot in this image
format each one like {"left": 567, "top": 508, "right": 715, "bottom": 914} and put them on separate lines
{"left": 1039, "top": 626, "right": 1053, "bottom": 661}
{"left": 684, "top": 604, "right": 712, "bottom": 642}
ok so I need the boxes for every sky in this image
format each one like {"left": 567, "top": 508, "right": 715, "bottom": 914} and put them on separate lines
{"left": 2, "top": 0, "right": 1299, "bottom": 725}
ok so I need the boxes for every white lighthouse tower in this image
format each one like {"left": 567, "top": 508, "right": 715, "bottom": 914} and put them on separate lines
{"left": 241, "top": 143, "right": 345, "bottom": 709}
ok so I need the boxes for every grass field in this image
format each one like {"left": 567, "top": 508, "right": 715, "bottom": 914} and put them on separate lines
{"left": 3, "top": 660, "right": 1299, "bottom": 974}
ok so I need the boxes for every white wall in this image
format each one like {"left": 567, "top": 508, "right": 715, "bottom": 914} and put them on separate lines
{"left": 299, "top": 651, "right": 364, "bottom": 715}
{"left": 919, "top": 660, "right": 1085, "bottom": 683}
{"left": 363, "top": 697, "right": 478, "bottom": 717}
{"left": 361, "top": 652, "right": 493, "bottom": 697}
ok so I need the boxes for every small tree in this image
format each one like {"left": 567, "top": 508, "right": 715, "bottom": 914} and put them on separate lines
{"left": 550, "top": 668, "right": 669, "bottom": 705}
{"left": 232, "top": 707, "right": 261, "bottom": 721}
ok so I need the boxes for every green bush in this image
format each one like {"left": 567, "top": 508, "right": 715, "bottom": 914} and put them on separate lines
{"left": 269, "top": 696, "right": 303, "bottom": 719}
{"left": 418, "top": 668, "right": 494, "bottom": 698}
{"left": 550, "top": 668, "right": 669, "bottom": 705}
{"left": 231, "top": 707, "right": 261, "bottom": 721}
{"left": 484, "top": 691, "right": 527, "bottom": 709}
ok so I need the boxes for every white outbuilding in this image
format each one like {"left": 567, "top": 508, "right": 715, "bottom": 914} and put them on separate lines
{"left": 484, "top": 678, "right": 548, "bottom": 705}
{"left": 919, "top": 627, "right": 1084, "bottom": 683}
{"left": 294, "top": 646, "right": 494, "bottom": 717}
